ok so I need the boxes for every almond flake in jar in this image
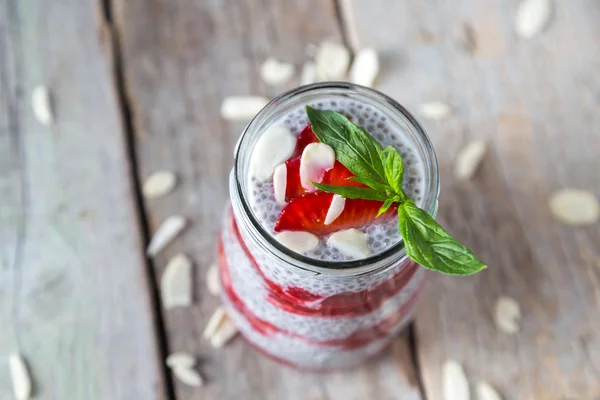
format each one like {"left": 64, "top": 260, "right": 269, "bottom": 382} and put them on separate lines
{"left": 245, "top": 98, "right": 427, "bottom": 262}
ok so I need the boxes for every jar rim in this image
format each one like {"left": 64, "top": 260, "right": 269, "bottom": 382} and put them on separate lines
{"left": 232, "top": 82, "right": 440, "bottom": 276}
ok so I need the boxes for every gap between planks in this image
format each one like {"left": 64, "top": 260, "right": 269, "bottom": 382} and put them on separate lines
{"left": 96, "top": 0, "right": 176, "bottom": 399}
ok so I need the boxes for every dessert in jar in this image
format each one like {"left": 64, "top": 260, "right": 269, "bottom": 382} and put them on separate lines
{"left": 218, "top": 83, "right": 443, "bottom": 370}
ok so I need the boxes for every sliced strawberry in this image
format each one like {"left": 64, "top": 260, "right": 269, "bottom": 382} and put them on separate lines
{"left": 274, "top": 191, "right": 397, "bottom": 236}
{"left": 294, "top": 125, "right": 319, "bottom": 155}
{"left": 322, "top": 161, "right": 366, "bottom": 188}
{"left": 284, "top": 156, "right": 304, "bottom": 200}
{"left": 285, "top": 157, "right": 366, "bottom": 201}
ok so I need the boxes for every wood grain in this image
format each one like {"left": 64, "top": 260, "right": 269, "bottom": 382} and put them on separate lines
{"left": 346, "top": 0, "right": 600, "bottom": 398}
{"left": 112, "top": 0, "right": 423, "bottom": 398}
{"left": 0, "top": 0, "right": 166, "bottom": 398}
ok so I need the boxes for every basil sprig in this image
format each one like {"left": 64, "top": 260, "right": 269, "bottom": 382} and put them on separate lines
{"left": 306, "top": 105, "right": 486, "bottom": 275}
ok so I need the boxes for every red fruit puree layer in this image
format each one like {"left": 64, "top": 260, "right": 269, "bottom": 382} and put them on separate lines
{"left": 229, "top": 211, "right": 418, "bottom": 317}
{"left": 218, "top": 235, "right": 423, "bottom": 350}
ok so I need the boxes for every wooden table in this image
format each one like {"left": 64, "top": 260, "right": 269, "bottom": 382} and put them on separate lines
{"left": 2, "top": 0, "right": 599, "bottom": 398}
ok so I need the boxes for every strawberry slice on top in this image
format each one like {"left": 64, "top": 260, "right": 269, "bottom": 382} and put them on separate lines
{"left": 284, "top": 158, "right": 366, "bottom": 201}
{"left": 294, "top": 124, "right": 319, "bottom": 155}
{"left": 274, "top": 192, "right": 397, "bottom": 236}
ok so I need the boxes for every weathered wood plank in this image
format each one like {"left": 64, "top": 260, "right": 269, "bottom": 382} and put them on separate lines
{"left": 113, "top": 0, "right": 423, "bottom": 398}
{"left": 0, "top": 0, "right": 166, "bottom": 398}
{"left": 346, "top": 0, "right": 600, "bottom": 398}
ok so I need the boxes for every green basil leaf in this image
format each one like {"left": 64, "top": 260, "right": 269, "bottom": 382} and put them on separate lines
{"left": 382, "top": 145, "right": 404, "bottom": 194}
{"left": 311, "top": 182, "right": 388, "bottom": 201}
{"left": 306, "top": 106, "right": 386, "bottom": 185}
{"left": 398, "top": 199, "right": 487, "bottom": 276}
{"left": 377, "top": 198, "right": 396, "bottom": 217}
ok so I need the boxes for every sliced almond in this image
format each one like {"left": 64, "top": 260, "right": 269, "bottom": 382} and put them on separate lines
{"left": 349, "top": 48, "right": 379, "bottom": 87}
{"left": 146, "top": 216, "right": 187, "bottom": 256}
{"left": 315, "top": 41, "right": 350, "bottom": 80}
{"left": 260, "top": 57, "right": 295, "bottom": 86}
{"left": 161, "top": 254, "right": 193, "bottom": 309}
{"left": 210, "top": 317, "right": 239, "bottom": 348}
{"left": 548, "top": 189, "right": 599, "bottom": 226}
{"left": 494, "top": 296, "right": 521, "bottom": 334}
{"left": 142, "top": 170, "right": 177, "bottom": 199}
{"left": 420, "top": 101, "right": 452, "bottom": 120}
{"left": 300, "top": 143, "right": 335, "bottom": 191}
{"left": 31, "top": 85, "right": 53, "bottom": 125}
{"left": 476, "top": 381, "right": 503, "bottom": 400}
{"left": 515, "top": 0, "right": 552, "bottom": 39}
{"left": 324, "top": 195, "right": 346, "bottom": 225}
{"left": 273, "top": 163, "right": 288, "bottom": 205}
{"left": 9, "top": 353, "right": 32, "bottom": 400}
{"left": 327, "top": 229, "right": 370, "bottom": 259}
{"left": 220, "top": 96, "right": 269, "bottom": 121}
{"left": 172, "top": 366, "right": 204, "bottom": 387}
{"left": 206, "top": 263, "right": 221, "bottom": 296}
{"left": 275, "top": 231, "right": 320, "bottom": 254}
{"left": 250, "top": 125, "right": 296, "bottom": 181}
{"left": 301, "top": 62, "right": 318, "bottom": 85}
{"left": 166, "top": 352, "right": 196, "bottom": 369}
{"left": 203, "top": 306, "right": 228, "bottom": 340}
{"left": 442, "top": 360, "right": 469, "bottom": 400}
{"left": 455, "top": 140, "right": 487, "bottom": 181}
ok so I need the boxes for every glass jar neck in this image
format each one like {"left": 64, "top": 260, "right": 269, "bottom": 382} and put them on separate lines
{"left": 231, "top": 82, "right": 439, "bottom": 276}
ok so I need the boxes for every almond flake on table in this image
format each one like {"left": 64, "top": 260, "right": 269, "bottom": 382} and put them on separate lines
{"left": 327, "top": 229, "right": 370, "bottom": 259}
{"left": 494, "top": 296, "right": 521, "bottom": 334}
{"left": 349, "top": 48, "right": 379, "bottom": 87}
{"left": 548, "top": 189, "right": 599, "bottom": 226}
{"left": 172, "top": 366, "right": 204, "bottom": 387}
{"left": 31, "top": 85, "right": 53, "bottom": 125}
{"left": 166, "top": 352, "right": 196, "bottom": 369}
{"left": 206, "top": 263, "right": 221, "bottom": 296}
{"left": 324, "top": 194, "right": 346, "bottom": 225}
{"left": 161, "top": 254, "right": 193, "bottom": 309}
{"left": 9, "top": 353, "right": 32, "bottom": 400}
{"left": 203, "top": 306, "right": 228, "bottom": 340}
{"left": 146, "top": 216, "right": 187, "bottom": 256}
{"left": 315, "top": 41, "right": 350, "bottom": 80}
{"left": 142, "top": 170, "right": 177, "bottom": 199}
{"left": 210, "top": 317, "right": 239, "bottom": 348}
{"left": 275, "top": 231, "right": 320, "bottom": 254}
{"left": 455, "top": 140, "right": 487, "bottom": 181}
{"left": 220, "top": 96, "right": 269, "bottom": 121}
{"left": 420, "top": 101, "right": 452, "bottom": 120}
{"left": 273, "top": 163, "right": 288, "bottom": 205}
{"left": 476, "top": 381, "right": 503, "bottom": 400}
{"left": 301, "top": 62, "right": 318, "bottom": 86}
{"left": 443, "top": 360, "right": 469, "bottom": 400}
{"left": 515, "top": 0, "right": 552, "bottom": 39}
{"left": 250, "top": 125, "right": 296, "bottom": 181}
{"left": 300, "top": 143, "right": 335, "bottom": 191}
{"left": 260, "top": 57, "right": 295, "bottom": 86}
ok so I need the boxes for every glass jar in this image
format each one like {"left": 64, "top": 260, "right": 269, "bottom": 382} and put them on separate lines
{"left": 218, "top": 83, "right": 440, "bottom": 370}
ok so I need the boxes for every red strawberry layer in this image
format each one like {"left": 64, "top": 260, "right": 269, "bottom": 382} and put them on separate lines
{"left": 219, "top": 231, "right": 423, "bottom": 349}
{"left": 275, "top": 191, "right": 397, "bottom": 236}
